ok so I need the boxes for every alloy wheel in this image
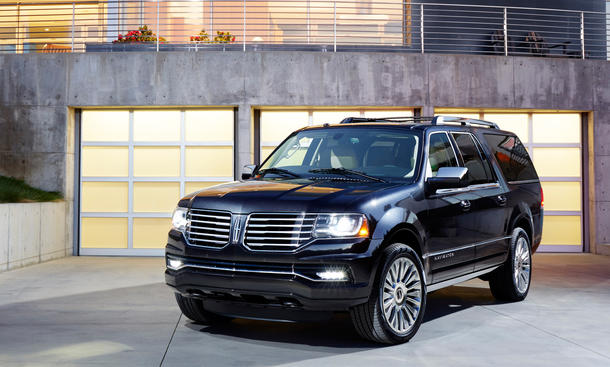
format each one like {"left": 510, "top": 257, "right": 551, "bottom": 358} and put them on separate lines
{"left": 513, "top": 237, "right": 531, "bottom": 294}
{"left": 380, "top": 257, "right": 423, "bottom": 335}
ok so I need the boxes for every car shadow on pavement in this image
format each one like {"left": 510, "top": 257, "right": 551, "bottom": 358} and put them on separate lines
{"left": 186, "top": 283, "right": 497, "bottom": 349}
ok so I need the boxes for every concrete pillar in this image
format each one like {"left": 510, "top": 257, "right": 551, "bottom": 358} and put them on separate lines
{"left": 235, "top": 104, "right": 253, "bottom": 180}
{"left": 422, "top": 106, "right": 435, "bottom": 117}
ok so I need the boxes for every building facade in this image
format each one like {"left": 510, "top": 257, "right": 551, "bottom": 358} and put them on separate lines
{"left": 0, "top": 1, "right": 609, "bottom": 257}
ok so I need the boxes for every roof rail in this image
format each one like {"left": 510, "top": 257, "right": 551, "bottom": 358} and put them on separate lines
{"left": 340, "top": 116, "right": 434, "bottom": 124}
{"left": 433, "top": 116, "right": 499, "bottom": 129}
{"left": 339, "top": 115, "right": 499, "bottom": 129}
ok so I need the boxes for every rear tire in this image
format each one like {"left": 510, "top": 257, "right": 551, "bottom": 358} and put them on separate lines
{"left": 175, "top": 293, "right": 232, "bottom": 325}
{"left": 350, "top": 243, "right": 426, "bottom": 344}
{"left": 489, "top": 228, "right": 532, "bottom": 302}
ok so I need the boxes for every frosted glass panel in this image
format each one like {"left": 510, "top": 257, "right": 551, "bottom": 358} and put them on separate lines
{"left": 533, "top": 148, "right": 581, "bottom": 177}
{"left": 133, "top": 218, "right": 172, "bottom": 248}
{"left": 133, "top": 182, "right": 180, "bottom": 213}
{"left": 532, "top": 113, "right": 580, "bottom": 143}
{"left": 260, "top": 111, "right": 309, "bottom": 143}
{"left": 541, "top": 182, "right": 581, "bottom": 212}
{"left": 81, "top": 182, "right": 128, "bottom": 213}
{"left": 312, "top": 111, "right": 360, "bottom": 124}
{"left": 484, "top": 113, "right": 529, "bottom": 143}
{"left": 81, "top": 147, "right": 128, "bottom": 177}
{"left": 541, "top": 216, "right": 581, "bottom": 246}
{"left": 81, "top": 218, "right": 128, "bottom": 248}
{"left": 82, "top": 110, "right": 129, "bottom": 142}
{"left": 185, "top": 110, "right": 234, "bottom": 142}
{"left": 133, "top": 147, "right": 180, "bottom": 177}
{"left": 133, "top": 110, "right": 181, "bottom": 142}
{"left": 185, "top": 146, "right": 233, "bottom": 177}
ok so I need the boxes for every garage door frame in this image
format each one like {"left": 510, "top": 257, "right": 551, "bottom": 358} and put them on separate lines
{"left": 76, "top": 108, "right": 236, "bottom": 256}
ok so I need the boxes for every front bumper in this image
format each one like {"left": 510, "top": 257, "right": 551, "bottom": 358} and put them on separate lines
{"left": 165, "top": 229, "right": 380, "bottom": 314}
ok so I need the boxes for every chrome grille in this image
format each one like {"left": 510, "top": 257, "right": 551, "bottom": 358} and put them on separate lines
{"left": 186, "top": 209, "right": 231, "bottom": 248}
{"left": 245, "top": 213, "right": 317, "bottom": 251}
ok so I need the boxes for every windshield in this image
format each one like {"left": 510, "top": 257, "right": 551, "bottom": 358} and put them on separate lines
{"left": 258, "top": 127, "right": 421, "bottom": 182}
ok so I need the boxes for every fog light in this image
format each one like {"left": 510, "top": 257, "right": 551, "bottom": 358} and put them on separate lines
{"left": 167, "top": 258, "right": 183, "bottom": 270}
{"left": 316, "top": 270, "right": 348, "bottom": 281}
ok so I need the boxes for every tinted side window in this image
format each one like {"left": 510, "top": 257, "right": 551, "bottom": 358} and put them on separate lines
{"left": 483, "top": 133, "right": 538, "bottom": 182}
{"left": 451, "top": 133, "right": 494, "bottom": 185}
{"left": 428, "top": 133, "right": 458, "bottom": 176}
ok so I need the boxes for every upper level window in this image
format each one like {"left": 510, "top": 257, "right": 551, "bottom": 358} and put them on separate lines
{"left": 427, "top": 132, "right": 458, "bottom": 177}
{"left": 451, "top": 133, "right": 494, "bottom": 185}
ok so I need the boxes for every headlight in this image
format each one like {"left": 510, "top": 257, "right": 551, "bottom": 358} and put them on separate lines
{"left": 171, "top": 207, "right": 188, "bottom": 231}
{"left": 313, "top": 214, "right": 369, "bottom": 238}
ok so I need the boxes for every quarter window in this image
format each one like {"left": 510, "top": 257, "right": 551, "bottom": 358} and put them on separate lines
{"left": 451, "top": 133, "right": 494, "bottom": 185}
{"left": 427, "top": 133, "right": 458, "bottom": 177}
{"left": 483, "top": 133, "right": 538, "bottom": 182}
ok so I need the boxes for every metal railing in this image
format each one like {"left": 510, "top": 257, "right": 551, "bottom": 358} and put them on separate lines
{"left": 0, "top": 1, "right": 607, "bottom": 59}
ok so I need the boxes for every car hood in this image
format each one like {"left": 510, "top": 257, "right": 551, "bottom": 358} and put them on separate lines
{"left": 185, "top": 179, "right": 403, "bottom": 213}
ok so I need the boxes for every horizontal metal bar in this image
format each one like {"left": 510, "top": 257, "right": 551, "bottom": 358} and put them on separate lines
{"left": 80, "top": 248, "right": 165, "bottom": 256}
{"left": 247, "top": 223, "right": 314, "bottom": 228}
{"left": 543, "top": 211, "right": 581, "bottom": 216}
{"left": 246, "top": 230, "right": 310, "bottom": 234}
{"left": 245, "top": 242, "right": 301, "bottom": 247}
{"left": 189, "top": 225, "right": 230, "bottom": 232}
{"left": 188, "top": 238, "right": 227, "bottom": 245}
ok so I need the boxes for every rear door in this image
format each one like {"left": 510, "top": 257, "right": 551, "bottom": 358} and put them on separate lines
{"left": 450, "top": 132, "right": 511, "bottom": 271}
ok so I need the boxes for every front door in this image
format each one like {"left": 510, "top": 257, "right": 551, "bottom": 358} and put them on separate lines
{"left": 422, "top": 132, "right": 476, "bottom": 283}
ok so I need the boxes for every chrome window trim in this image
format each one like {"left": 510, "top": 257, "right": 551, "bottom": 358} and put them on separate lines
{"left": 166, "top": 255, "right": 348, "bottom": 283}
{"left": 435, "top": 182, "right": 501, "bottom": 195}
{"left": 507, "top": 179, "right": 540, "bottom": 185}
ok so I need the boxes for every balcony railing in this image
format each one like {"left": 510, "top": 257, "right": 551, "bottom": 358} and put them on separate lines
{"left": 0, "top": 1, "right": 607, "bottom": 59}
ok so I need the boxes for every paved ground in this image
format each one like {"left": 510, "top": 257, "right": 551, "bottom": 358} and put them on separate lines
{"left": 0, "top": 254, "right": 608, "bottom": 367}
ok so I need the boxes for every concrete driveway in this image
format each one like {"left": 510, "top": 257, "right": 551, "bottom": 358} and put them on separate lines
{"left": 0, "top": 254, "right": 609, "bottom": 367}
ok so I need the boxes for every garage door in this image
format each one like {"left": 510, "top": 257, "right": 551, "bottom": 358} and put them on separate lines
{"left": 259, "top": 108, "right": 414, "bottom": 161}
{"left": 437, "top": 110, "right": 583, "bottom": 253}
{"left": 79, "top": 109, "right": 234, "bottom": 255}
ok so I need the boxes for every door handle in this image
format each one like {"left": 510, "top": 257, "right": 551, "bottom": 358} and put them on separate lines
{"left": 496, "top": 195, "right": 507, "bottom": 206}
{"left": 460, "top": 200, "right": 471, "bottom": 211}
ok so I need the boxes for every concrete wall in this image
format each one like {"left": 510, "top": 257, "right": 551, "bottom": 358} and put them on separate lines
{"left": 0, "top": 202, "right": 70, "bottom": 271}
{"left": 0, "top": 51, "right": 608, "bottom": 254}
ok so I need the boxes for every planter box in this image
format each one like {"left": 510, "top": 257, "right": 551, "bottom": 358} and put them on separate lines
{"left": 0, "top": 202, "right": 69, "bottom": 272}
{"left": 85, "top": 43, "right": 184, "bottom": 52}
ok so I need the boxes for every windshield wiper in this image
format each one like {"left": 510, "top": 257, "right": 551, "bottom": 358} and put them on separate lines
{"left": 258, "top": 167, "right": 302, "bottom": 178}
{"left": 309, "top": 168, "right": 387, "bottom": 183}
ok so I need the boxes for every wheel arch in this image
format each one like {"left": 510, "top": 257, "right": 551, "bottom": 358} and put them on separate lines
{"left": 509, "top": 207, "right": 535, "bottom": 252}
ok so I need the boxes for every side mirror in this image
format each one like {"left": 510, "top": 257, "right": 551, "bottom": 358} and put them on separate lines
{"left": 241, "top": 164, "right": 258, "bottom": 180}
{"left": 427, "top": 167, "right": 468, "bottom": 192}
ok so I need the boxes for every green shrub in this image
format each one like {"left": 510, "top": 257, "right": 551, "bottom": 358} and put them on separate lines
{"left": 0, "top": 176, "right": 62, "bottom": 203}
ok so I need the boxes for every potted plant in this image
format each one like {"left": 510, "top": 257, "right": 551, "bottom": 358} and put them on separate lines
{"left": 109, "top": 25, "right": 166, "bottom": 52}
{"left": 189, "top": 30, "right": 236, "bottom": 51}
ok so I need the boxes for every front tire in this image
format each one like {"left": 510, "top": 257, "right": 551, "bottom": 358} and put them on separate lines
{"left": 350, "top": 243, "right": 426, "bottom": 344}
{"left": 175, "top": 293, "right": 232, "bottom": 325}
{"left": 489, "top": 227, "right": 532, "bottom": 302}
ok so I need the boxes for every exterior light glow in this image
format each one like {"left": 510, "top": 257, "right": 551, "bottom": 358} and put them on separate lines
{"left": 171, "top": 207, "right": 188, "bottom": 231}
{"left": 167, "top": 258, "right": 183, "bottom": 270}
{"left": 313, "top": 214, "right": 369, "bottom": 238}
{"left": 358, "top": 218, "right": 369, "bottom": 237}
{"left": 316, "top": 270, "right": 348, "bottom": 281}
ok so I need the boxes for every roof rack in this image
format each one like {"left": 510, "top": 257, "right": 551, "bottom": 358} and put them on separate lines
{"left": 339, "top": 115, "right": 499, "bottom": 129}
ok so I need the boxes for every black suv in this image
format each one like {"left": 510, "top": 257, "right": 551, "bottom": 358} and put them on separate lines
{"left": 165, "top": 116, "right": 543, "bottom": 344}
